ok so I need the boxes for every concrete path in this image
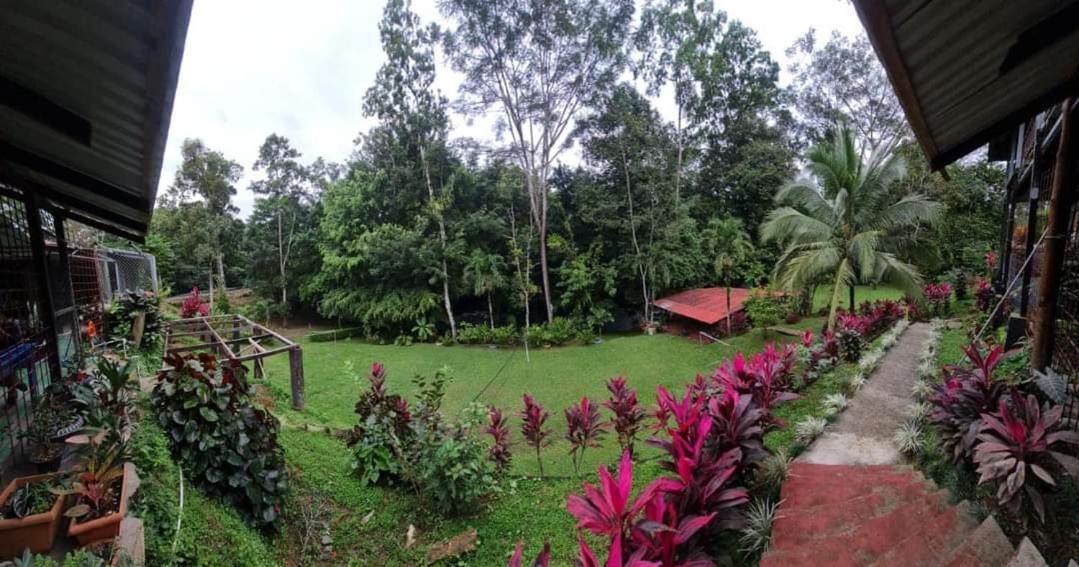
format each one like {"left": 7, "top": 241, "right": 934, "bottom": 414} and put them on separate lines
{"left": 799, "top": 322, "right": 932, "bottom": 465}
{"left": 763, "top": 322, "right": 1017, "bottom": 567}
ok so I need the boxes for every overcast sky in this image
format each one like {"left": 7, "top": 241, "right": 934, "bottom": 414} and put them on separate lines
{"left": 160, "top": 0, "right": 866, "bottom": 218}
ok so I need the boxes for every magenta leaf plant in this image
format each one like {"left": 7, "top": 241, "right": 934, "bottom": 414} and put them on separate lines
{"left": 507, "top": 540, "right": 550, "bottom": 567}
{"left": 604, "top": 376, "right": 648, "bottom": 457}
{"left": 565, "top": 397, "right": 607, "bottom": 477}
{"left": 928, "top": 343, "right": 1006, "bottom": 461}
{"left": 519, "top": 393, "right": 552, "bottom": 478}
{"left": 485, "top": 405, "right": 512, "bottom": 473}
{"left": 973, "top": 391, "right": 1079, "bottom": 522}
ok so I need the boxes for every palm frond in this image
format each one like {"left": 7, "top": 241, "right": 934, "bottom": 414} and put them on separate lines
{"left": 828, "top": 258, "right": 856, "bottom": 329}
{"left": 760, "top": 207, "right": 834, "bottom": 246}
{"left": 774, "top": 182, "right": 837, "bottom": 226}
{"left": 869, "top": 194, "right": 943, "bottom": 231}
{"left": 775, "top": 243, "right": 842, "bottom": 291}
{"left": 849, "top": 230, "right": 883, "bottom": 282}
{"left": 876, "top": 252, "right": 923, "bottom": 298}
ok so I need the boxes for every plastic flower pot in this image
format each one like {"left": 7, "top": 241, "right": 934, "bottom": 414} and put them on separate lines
{"left": 67, "top": 463, "right": 137, "bottom": 548}
{"left": 0, "top": 472, "right": 68, "bottom": 558}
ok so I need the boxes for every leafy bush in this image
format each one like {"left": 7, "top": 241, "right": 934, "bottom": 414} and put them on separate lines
{"left": 457, "top": 322, "right": 493, "bottom": 345}
{"left": 105, "top": 290, "right": 162, "bottom": 345}
{"left": 491, "top": 324, "right": 519, "bottom": 346}
{"left": 180, "top": 287, "right": 210, "bottom": 318}
{"left": 347, "top": 362, "right": 497, "bottom": 514}
{"left": 974, "top": 278, "right": 994, "bottom": 313}
{"left": 836, "top": 329, "right": 865, "bottom": 362}
{"left": 927, "top": 343, "right": 1005, "bottom": 462}
{"left": 151, "top": 353, "right": 289, "bottom": 529}
{"left": 924, "top": 282, "right": 953, "bottom": 315}
{"left": 238, "top": 299, "right": 288, "bottom": 325}
{"left": 213, "top": 289, "right": 232, "bottom": 314}
{"left": 712, "top": 345, "right": 799, "bottom": 427}
{"left": 420, "top": 421, "right": 496, "bottom": 515}
{"left": 743, "top": 291, "right": 787, "bottom": 330}
{"left": 973, "top": 392, "right": 1079, "bottom": 522}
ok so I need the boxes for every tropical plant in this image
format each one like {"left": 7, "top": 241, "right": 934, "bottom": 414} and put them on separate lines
{"left": 924, "top": 282, "right": 952, "bottom": 315}
{"left": 740, "top": 498, "right": 780, "bottom": 555}
{"left": 1, "top": 477, "right": 59, "bottom": 519}
{"left": 926, "top": 344, "right": 1006, "bottom": 462}
{"left": 151, "top": 353, "right": 288, "bottom": 529}
{"left": 484, "top": 405, "right": 512, "bottom": 472}
{"left": 411, "top": 318, "right": 436, "bottom": 342}
{"left": 894, "top": 420, "right": 923, "bottom": 455}
{"left": 566, "top": 451, "right": 714, "bottom": 566}
{"left": 707, "top": 389, "right": 767, "bottom": 465}
{"left": 603, "top": 376, "right": 647, "bottom": 457}
{"left": 565, "top": 397, "right": 607, "bottom": 477}
{"left": 974, "top": 277, "right": 994, "bottom": 312}
{"left": 973, "top": 392, "right": 1079, "bottom": 522}
{"left": 62, "top": 431, "right": 129, "bottom": 520}
{"left": 836, "top": 329, "right": 865, "bottom": 363}
{"left": 703, "top": 216, "right": 756, "bottom": 335}
{"left": 519, "top": 394, "right": 552, "bottom": 478}
{"left": 761, "top": 125, "right": 941, "bottom": 329}
{"left": 105, "top": 290, "right": 162, "bottom": 345}
{"left": 418, "top": 424, "right": 495, "bottom": 515}
{"left": 794, "top": 416, "right": 827, "bottom": 444}
{"left": 507, "top": 541, "right": 550, "bottom": 567}
{"left": 464, "top": 250, "right": 507, "bottom": 330}
{"left": 180, "top": 286, "right": 210, "bottom": 318}
{"left": 742, "top": 292, "right": 786, "bottom": 335}
{"left": 753, "top": 449, "right": 792, "bottom": 490}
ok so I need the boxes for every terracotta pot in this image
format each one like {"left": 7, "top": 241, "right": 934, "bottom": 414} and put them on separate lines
{"left": 0, "top": 472, "right": 68, "bottom": 558}
{"left": 68, "top": 463, "right": 136, "bottom": 548}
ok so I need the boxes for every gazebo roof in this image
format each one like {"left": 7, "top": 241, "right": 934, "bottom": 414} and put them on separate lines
{"left": 654, "top": 287, "right": 750, "bottom": 326}
{"left": 853, "top": 0, "right": 1079, "bottom": 169}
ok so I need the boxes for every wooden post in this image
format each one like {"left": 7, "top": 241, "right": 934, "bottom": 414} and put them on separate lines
{"left": 288, "top": 347, "right": 304, "bottom": 410}
{"left": 1032, "top": 99, "right": 1075, "bottom": 370}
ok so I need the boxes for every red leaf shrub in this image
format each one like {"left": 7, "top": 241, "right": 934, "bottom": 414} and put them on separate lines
{"left": 485, "top": 405, "right": 512, "bottom": 472}
{"left": 604, "top": 376, "right": 648, "bottom": 456}
{"left": 508, "top": 541, "right": 550, "bottom": 567}
{"left": 712, "top": 344, "right": 798, "bottom": 426}
{"left": 519, "top": 393, "right": 551, "bottom": 477}
{"left": 565, "top": 397, "right": 607, "bottom": 476}
{"left": 924, "top": 282, "right": 953, "bottom": 315}
{"left": 180, "top": 286, "right": 210, "bottom": 318}
{"left": 927, "top": 344, "right": 1006, "bottom": 462}
{"left": 974, "top": 391, "right": 1079, "bottom": 522}
{"left": 974, "top": 278, "right": 994, "bottom": 312}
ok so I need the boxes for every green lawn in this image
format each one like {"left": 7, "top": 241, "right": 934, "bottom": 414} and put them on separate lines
{"left": 811, "top": 284, "right": 905, "bottom": 312}
{"left": 265, "top": 318, "right": 823, "bottom": 477}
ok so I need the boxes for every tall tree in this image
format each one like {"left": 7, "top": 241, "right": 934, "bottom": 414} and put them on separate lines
{"left": 634, "top": 0, "right": 723, "bottom": 203}
{"left": 441, "top": 0, "right": 635, "bottom": 324}
{"left": 761, "top": 126, "right": 941, "bottom": 329}
{"left": 786, "top": 29, "right": 909, "bottom": 156}
{"left": 248, "top": 134, "right": 315, "bottom": 314}
{"left": 576, "top": 85, "right": 680, "bottom": 324}
{"left": 162, "top": 138, "right": 242, "bottom": 291}
{"left": 365, "top": 0, "right": 458, "bottom": 337}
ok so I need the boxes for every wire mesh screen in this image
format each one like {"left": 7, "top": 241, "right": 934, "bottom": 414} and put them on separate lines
{"left": 0, "top": 193, "right": 56, "bottom": 467}
{"left": 104, "top": 249, "right": 158, "bottom": 297}
{"left": 1052, "top": 200, "right": 1079, "bottom": 431}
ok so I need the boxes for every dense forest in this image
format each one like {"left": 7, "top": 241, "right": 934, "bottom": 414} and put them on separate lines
{"left": 146, "top": 0, "right": 1004, "bottom": 339}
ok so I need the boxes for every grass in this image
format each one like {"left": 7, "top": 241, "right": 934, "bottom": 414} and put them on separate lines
{"left": 810, "top": 284, "right": 905, "bottom": 313}
{"left": 264, "top": 318, "right": 824, "bottom": 477}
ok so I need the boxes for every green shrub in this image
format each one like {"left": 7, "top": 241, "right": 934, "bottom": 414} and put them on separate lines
{"left": 491, "top": 324, "right": 519, "bottom": 346}
{"left": 105, "top": 290, "right": 162, "bottom": 345}
{"left": 347, "top": 363, "right": 496, "bottom": 515}
{"left": 238, "top": 299, "right": 288, "bottom": 325}
{"left": 213, "top": 289, "right": 232, "bottom": 315}
{"left": 457, "top": 322, "right": 493, "bottom": 345}
{"left": 837, "top": 329, "right": 865, "bottom": 362}
{"left": 150, "top": 353, "right": 289, "bottom": 529}
{"left": 744, "top": 292, "right": 787, "bottom": 330}
{"left": 419, "top": 427, "right": 495, "bottom": 515}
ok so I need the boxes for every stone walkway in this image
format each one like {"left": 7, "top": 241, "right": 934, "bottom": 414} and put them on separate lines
{"left": 761, "top": 323, "right": 1017, "bottom": 567}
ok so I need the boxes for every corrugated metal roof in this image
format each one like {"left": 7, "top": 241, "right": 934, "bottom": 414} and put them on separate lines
{"left": 0, "top": 1, "right": 193, "bottom": 240}
{"left": 654, "top": 287, "right": 751, "bottom": 326}
{"left": 855, "top": 0, "right": 1079, "bottom": 169}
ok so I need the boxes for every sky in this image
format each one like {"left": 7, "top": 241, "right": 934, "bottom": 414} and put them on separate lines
{"left": 159, "top": 0, "right": 866, "bottom": 218}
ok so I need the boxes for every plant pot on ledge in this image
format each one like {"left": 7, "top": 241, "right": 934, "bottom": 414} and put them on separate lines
{"left": 0, "top": 472, "right": 68, "bottom": 558}
{"left": 68, "top": 462, "right": 139, "bottom": 548}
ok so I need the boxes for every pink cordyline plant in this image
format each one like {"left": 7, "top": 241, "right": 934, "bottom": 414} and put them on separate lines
{"left": 565, "top": 397, "right": 608, "bottom": 477}
{"left": 567, "top": 451, "right": 713, "bottom": 567}
{"left": 507, "top": 541, "right": 550, "bottom": 567}
{"left": 180, "top": 286, "right": 210, "bottom": 318}
{"left": 485, "top": 405, "right": 512, "bottom": 472}
{"left": 519, "top": 393, "right": 551, "bottom": 478}
{"left": 604, "top": 376, "right": 648, "bottom": 457}
{"left": 800, "top": 329, "right": 814, "bottom": 348}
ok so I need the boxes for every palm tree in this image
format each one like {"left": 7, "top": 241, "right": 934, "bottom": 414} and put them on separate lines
{"left": 761, "top": 125, "right": 942, "bottom": 330}
{"left": 703, "top": 216, "right": 754, "bottom": 335}
{"left": 463, "top": 250, "right": 507, "bottom": 330}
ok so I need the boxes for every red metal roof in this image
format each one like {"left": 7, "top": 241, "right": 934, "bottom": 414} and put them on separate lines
{"left": 654, "top": 287, "right": 751, "bottom": 325}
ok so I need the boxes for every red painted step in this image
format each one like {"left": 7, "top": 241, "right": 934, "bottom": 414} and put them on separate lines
{"left": 761, "top": 464, "right": 1009, "bottom": 567}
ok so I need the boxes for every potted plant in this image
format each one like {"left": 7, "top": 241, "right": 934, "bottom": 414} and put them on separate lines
{"left": 0, "top": 472, "right": 67, "bottom": 557}
{"left": 23, "top": 400, "right": 71, "bottom": 473}
{"left": 62, "top": 431, "right": 135, "bottom": 548}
